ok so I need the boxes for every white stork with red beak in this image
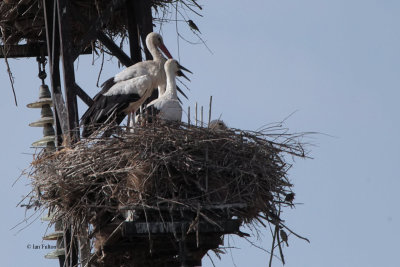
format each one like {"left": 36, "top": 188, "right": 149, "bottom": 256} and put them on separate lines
{"left": 81, "top": 32, "right": 186, "bottom": 137}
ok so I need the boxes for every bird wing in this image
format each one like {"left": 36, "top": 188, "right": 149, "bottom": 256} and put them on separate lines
{"left": 158, "top": 100, "right": 182, "bottom": 121}
{"left": 104, "top": 75, "right": 153, "bottom": 97}
{"left": 81, "top": 75, "right": 153, "bottom": 137}
{"left": 100, "top": 61, "right": 158, "bottom": 93}
{"left": 144, "top": 98, "right": 182, "bottom": 122}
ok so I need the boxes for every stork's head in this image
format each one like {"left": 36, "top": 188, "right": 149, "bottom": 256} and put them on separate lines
{"left": 164, "top": 59, "right": 192, "bottom": 81}
{"left": 146, "top": 32, "right": 173, "bottom": 59}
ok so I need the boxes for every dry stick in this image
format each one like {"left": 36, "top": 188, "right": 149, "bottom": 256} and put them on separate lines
{"left": 2, "top": 51, "right": 18, "bottom": 106}
{"left": 276, "top": 206, "right": 285, "bottom": 265}
{"left": 201, "top": 106, "right": 203, "bottom": 127}
{"left": 195, "top": 102, "right": 198, "bottom": 126}
{"left": 96, "top": 47, "right": 105, "bottom": 87}
{"left": 181, "top": 1, "right": 203, "bottom": 17}
{"left": 188, "top": 106, "right": 191, "bottom": 126}
{"left": 280, "top": 223, "right": 310, "bottom": 243}
{"left": 205, "top": 146, "right": 209, "bottom": 192}
{"left": 188, "top": 0, "right": 203, "bottom": 10}
{"left": 276, "top": 232, "right": 285, "bottom": 265}
{"left": 175, "top": 2, "right": 181, "bottom": 61}
{"left": 268, "top": 223, "right": 279, "bottom": 267}
{"left": 207, "top": 252, "right": 217, "bottom": 267}
{"left": 208, "top": 96, "right": 212, "bottom": 127}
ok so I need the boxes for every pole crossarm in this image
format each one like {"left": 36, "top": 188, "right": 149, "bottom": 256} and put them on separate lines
{"left": 70, "top": 0, "right": 127, "bottom": 61}
{"left": 97, "top": 31, "right": 134, "bottom": 67}
{"left": 0, "top": 43, "right": 46, "bottom": 58}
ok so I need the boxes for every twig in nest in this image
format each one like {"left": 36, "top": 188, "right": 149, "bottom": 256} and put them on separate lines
{"left": 96, "top": 45, "right": 105, "bottom": 87}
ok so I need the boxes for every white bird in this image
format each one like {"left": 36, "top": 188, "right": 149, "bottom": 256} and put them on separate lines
{"left": 145, "top": 59, "right": 192, "bottom": 122}
{"left": 209, "top": 120, "right": 228, "bottom": 130}
{"left": 81, "top": 32, "right": 186, "bottom": 137}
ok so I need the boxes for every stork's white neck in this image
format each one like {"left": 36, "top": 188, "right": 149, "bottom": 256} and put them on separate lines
{"left": 148, "top": 41, "right": 164, "bottom": 62}
{"left": 165, "top": 72, "right": 178, "bottom": 99}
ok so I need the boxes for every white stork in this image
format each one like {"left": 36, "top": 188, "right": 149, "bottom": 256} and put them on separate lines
{"left": 145, "top": 59, "right": 192, "bottom": 122}
{"left": 81, "top": 32, "right": 180, "bottom": 137}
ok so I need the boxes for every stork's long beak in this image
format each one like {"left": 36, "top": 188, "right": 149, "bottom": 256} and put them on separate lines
{"left": 178, "top": 63, "right": 193, "bottom": 74}
{"left": 159, "top": 43, "right": 173, "bottom": 59}
{"left": 177, "top": 70, "right": 190, "bottom": 81}
{"left": 177, "top": 63, "right": 193, "bottom": 81}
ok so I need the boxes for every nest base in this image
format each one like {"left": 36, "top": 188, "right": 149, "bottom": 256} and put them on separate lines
{"left": 91, "top": 207, "right": 241, "bottom": 267}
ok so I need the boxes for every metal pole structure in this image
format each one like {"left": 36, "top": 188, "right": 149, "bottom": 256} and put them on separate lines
{"left": 42, "top": 1, "right": 66, "bottom": 266}
{"left": 43, "top": 0, "right": 67, "bottom": 145}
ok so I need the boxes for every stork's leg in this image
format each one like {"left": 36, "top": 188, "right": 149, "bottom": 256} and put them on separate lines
{"left": 128, "top": 111, "right": 136, "bottom": 133}
{"left": 127, "top": 113, "right": 131, "bottom": 127}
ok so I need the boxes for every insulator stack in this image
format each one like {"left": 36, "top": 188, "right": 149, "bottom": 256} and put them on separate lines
{"left": 27, "top": 84, "right": 55, "bottom": 151}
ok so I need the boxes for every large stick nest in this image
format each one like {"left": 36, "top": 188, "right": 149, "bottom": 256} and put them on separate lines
{"left": 29, "top": 122, "right": 306, "bottom": 226}
{"left": 26, "top": 122, "right": 308, "bottom": 265}
{"left": 0, "top": 0, "right": 200, "bottom": 45}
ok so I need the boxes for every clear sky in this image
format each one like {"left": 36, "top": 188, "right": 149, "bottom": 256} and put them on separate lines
{"left": 1, "top": 0, "right": 400, "bottom": 266}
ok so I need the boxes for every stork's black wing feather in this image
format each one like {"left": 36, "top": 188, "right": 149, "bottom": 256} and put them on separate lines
{"left": 100, "top": 77, "right": 116, "bottom": 93}
{"left": 81, "top": 93, "right": 141, "bottom": 137}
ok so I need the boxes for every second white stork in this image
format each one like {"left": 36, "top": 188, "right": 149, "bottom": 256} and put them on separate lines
{"left": 81, "top": 32, "right": 174, "bottom": 137}
{"left": 145, "top": 59, "right": 192, "bottom": 122}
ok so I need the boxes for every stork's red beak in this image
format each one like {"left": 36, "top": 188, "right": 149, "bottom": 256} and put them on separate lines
{"left": 159, "top": 43, "right": 173, "bottom": 59}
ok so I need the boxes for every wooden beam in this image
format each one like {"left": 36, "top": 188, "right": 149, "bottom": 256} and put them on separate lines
{"left": 57, "top": 0, "right": 80, "bottom": 142}
{"left": 122, "top": 220, "right": 241, "bottom": 235}
{"left": 125, "top": 0, "right": 142, "bottom": 63}
{"left": 70, "top": 0, "right": 127, "bottom": 61}
{"left": 0, "top": 43, "right": 91, "bottom": 59}
{"left": 97, "top": 31, "right": 134, "bottom": 67}
{"left": 0, "top": 43, "right": 47, "bottom": 58}
{"left": 68, "top": 0, "right": 133, "bottom": 66}
{"left": 136, "top": 0, "right": 154, "bottom": 60}
{"left": 75, "top": 83, "right": 94, "bottom": 106}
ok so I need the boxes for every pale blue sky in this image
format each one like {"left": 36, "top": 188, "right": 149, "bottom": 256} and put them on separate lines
{"left": 1, "top": 1, "right": 399, "bottom": 266}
